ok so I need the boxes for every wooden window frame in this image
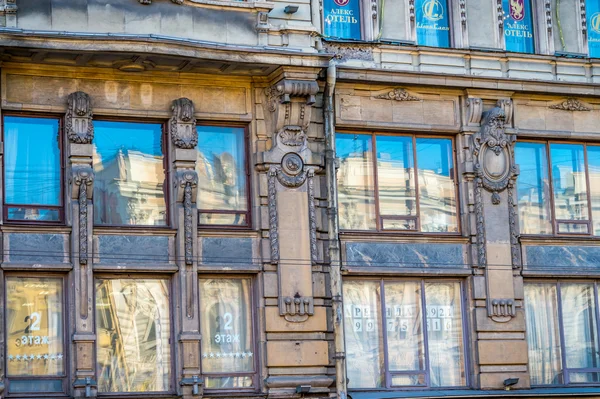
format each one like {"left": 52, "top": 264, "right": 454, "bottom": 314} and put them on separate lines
{"left": 337, "top": 131, "right": 461, "bottom": 235}
{"left": 1, "top": 113, "right": 65, "bottom": 225}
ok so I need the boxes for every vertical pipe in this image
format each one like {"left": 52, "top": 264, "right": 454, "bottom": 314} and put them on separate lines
{"left": 324, "top": 60, "right": 347, "bottom": 399}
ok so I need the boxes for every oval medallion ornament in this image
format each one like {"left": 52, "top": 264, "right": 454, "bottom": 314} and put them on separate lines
{"left": 282, "top": 153, "right": 304, "bottom": 176}
{"left": 483, "top": 147, "right": 509, "bottom": 180}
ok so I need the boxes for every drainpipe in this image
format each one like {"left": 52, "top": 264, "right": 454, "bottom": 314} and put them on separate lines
{"left": 324, "top": 60, "right": 347, "bottom": 399}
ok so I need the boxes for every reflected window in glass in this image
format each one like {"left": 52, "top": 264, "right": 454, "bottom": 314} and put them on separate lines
{"left": 343, "top": 279, "right": 466, "bottom": 389}
{"left": 95, "top": 278, "right": 171, "bottom": 393}
{"left": 200, "top": 278, "right": 255, "bottom": 390}
{"left": 196, "top": 126, "right": 249, "bottom": 227}
{"left": 3, "top": 116, "right": 62, "bottom": 222}
{"left": 336, "top": 133, "right": 458, "bottom": 233}
{"left": 5, "top": 276, "right": 65, "bottom": 394}
{"left": 93, "top": 121, "right": 167, "bottom": 226}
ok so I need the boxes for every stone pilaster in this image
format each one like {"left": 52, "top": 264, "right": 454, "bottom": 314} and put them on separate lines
{"left": 257, "top": 69, "right": 334, "bottom": 397}
{"left": 65, "top": 91, "right": 97, "bottom": 398}
{"left": 463, "top": 98, "right": 528, "bottom": 389}
{"left": 168, "top": 98, "right": 202, "bottom": 399}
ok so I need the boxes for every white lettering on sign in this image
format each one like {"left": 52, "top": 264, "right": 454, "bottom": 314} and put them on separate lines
{"left": 17, "top": 335, "right": 50, "bottom": 346}
{"left": 214, "top": 334, "right": 240, "bottom": 344}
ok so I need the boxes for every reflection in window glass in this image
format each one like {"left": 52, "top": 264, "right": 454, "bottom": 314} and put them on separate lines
{"left": 93, "top": 121, "right": 166, "bottom": 226}
{"left": 525, "top": 283, "right": 562, "bottom": 385}
{"left": 199, "top": 278, "right": 254, "bottom": 389}
{"left": 588, "top": 146, "right": 600, "bottom": 235}
{"left": 337, "top": 134, "right": 377, "bottom": 230}
{"left": 515, "top": 143, "right": 553, "bottom": 234}
{"left": 417, "top": 138, "right": 457, "bottom": 233}
{"left": 6, "top": 277, "right": 64, "bottom": 377}
{"left": 344, "top": 281, "right": 384, "bottom": 388}
{"left": 196, "top": 126, "right": 247, "bottom": 226}
{"left": 551, "top": 144, "right": 588, "bottom": 223}
{"left": 525, "top": 282, "right": 600, "bottom": 386}
{"left": 96, "top": 279, "right": 171, "bottom": 393}
{"left": 415, "top": 0, "right": 451, "bottom": 48}
{"left": 344, "top": 280, "right": 466, "bottom": 388}
{"left": 425, "top": 282, "right": 465, "bottom": 387}
{"left": 3, "top": 116, "right": 61, "bottom": 222}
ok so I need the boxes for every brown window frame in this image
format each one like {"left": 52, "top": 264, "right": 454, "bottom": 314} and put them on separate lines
{"left": 196, "top": 122, "right": 252, "bottom": 230}
{"left": 337, "top": 131, "right": 461, "bottom": 235}
{"left": 198, "top": 274, "right": 259, "bottom": 393}
{"left": 1, "top": 112, "right": 65, "bottom": 225}
{"left": 92, "top": 117, "right": 170, "bottom": 229}
{"left": 3, "top": 273, "right": 69, "bottom": 397}
{"left": 93, "top": 273, "right": 176, "bottom": 396}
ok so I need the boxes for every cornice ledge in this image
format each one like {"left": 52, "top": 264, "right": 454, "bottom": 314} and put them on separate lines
{"left": 140, "top": 0, "right": 274, "bottom": 11}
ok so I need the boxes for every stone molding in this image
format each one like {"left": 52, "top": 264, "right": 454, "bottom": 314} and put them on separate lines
{"left": 170, "top": 98, "right": 198, "bottom": 149}
{"left": 323, "top": 42, "right": 375, "bottom": 61}
{"left": 549, "top": 98, "right": 592, "bottom": 111}
{"left": 65, "top": 91, "right": 94, "bottom": 144}
{"left": 139, "top": 0, "right": 183, "bottom": 4}
{"left": 374, "top": 88, "right": 421, "bottom": 101}
{"left": 174, "top": 170, "right": 198, "bottom": 266}
{"left": 71, "top": 166, "right": 94, "bottom": 267}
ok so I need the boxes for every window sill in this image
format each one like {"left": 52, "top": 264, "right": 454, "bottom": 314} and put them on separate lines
{"left": 340, "top": 231, "right": 467, "bottom": 244}
{"left": 186, "top": 0, "right": 274, "bottom": 11}
{"left": 348, "top": 387, "right": 600, "bottom": 399}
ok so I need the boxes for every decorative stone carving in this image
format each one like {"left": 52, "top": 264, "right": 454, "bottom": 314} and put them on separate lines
{"left": 323, "top": 42, "right": 374, "bottom": 61}
{"left": 472, "top": 106, "right": 517, "bottom": 205}
{"left": 496, "top": 0, "right": 504, "bottom": 32}
{"left": 545, "top": 0, "right": 552, "bottom": 32}
{"left": 474, "top": 180, "right": 487, "bottom": 268}
{"left": 65, "top": 91, "right": 94, "bottom": 144}
{"left": 581, "top": 0, "right": 587, "bottom": 35}
{"left": 459, "top": 0, "right": 467, "bottom": 26}
{"left": 409, "top": 0, "right": 415, "bottom": 21}
{"left": 71, "top": 166, "right": 94, "bottom": 266}
{"left": 496, "top": 98, "right": 514, "bottom": 126}
{"left": 549, "top": 98, "right": 592, "bottom": 111}
{"left": 508, "top": 183, "right": 522, "bottom": 269}
{"left": 265, "top": 80, "right": 318, "bottom": 113}
{"left": 256, "top": 11, "right": 270, "bottom": 33}
{"left": 170, "top": 98, "right": 198, "bottom": 149}
{"left": 466, "top": 97, "right": 483, "bottom": 125}
{"left": 282, "top": 296, "right": 314, "bottom": 323}
{"left": 307, "top": 170, "right": 318, "bottom": 264}
{"left": 375, "top": 88, "right": 421, "bottom": 101}
{"left": 277, "top": 153, "right": 307, "bottom": 188}
{"left": 175, "top": 170, "right": 198, "bottom": 266}
{"left": 268, "top": 167, "right": 279, "bottom": 264}
{"left": 489, "top": 298, "right": 516, "bottom": 323}
{"left": 0, "top": 0, "right": 17, "bottom": 14}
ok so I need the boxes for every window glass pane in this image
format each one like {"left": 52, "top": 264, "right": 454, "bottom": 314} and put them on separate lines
{"left": 343, "top": 281, "right": 384, "bottom": 388}
{"left": 503, "top": 0, "right": 535, "bottom": 53}
{"left": 6, "top": 207, "right": 60, "bottom": 223}
{"left": 200, "top": 278, "right": 254, "bottom": 383}
{"left": 515, "top": 142, "right": 553, "bottom": 234}
{"left": 552, "top": 0, "right": 582, "bottom": 54}
{"left": 587, "top": 0, "right": 600, "bottom": 57}
{"left": 524, "top": 283, "right": 563, "bottom": 385}
{"left": 588, "top": 145, "right": 600, "bottom": 235}
{"left": 384, "top": 282, "right": 424, "bottom": 372}
{"left": 323, "top": 0, "right": 361, "bottom": 39}
{"left": 425, "top": 282, "right": 465, "bottom": 387}
{"left": 560, "top": 284, "right": 600, "bottom": 370}
{"left": 8, "top": 379, "right": 63, "bottom": 393}
{"left": 390, "top": 374, "right": 426, "bottom": 386}
{"left": 376, "top": 136, "right": 416, "bottom": 219}
{"left": 197, "top": 126, "right": 247, "bottom": 217}
{"left": 569, "top": 372, "right": 600, "bottom": 383}
{"left": 96, "top": 279, "right": 171, "bottom": 392}
{"left": 551, "top": 144, "right": 589, "bottom": 223}
{"left": 205, "top": 376, "right": 253, "bottom": 389}
{"left": 416, "top": 138, "right": 457, "bottom": 233}
{"left": 337, "top": 134, "right": 376, "bottom": 230}
{"left": 199, "top": 213, "right": 247, "bottom": 226}
{"left": 93, "top": 121, "right": 166, "bottom": 226}
{"left": 415, "top": 0, "right": 451, "bottom": 48}
{"left": 4, "top": 116, "right": 61, "bottom": 210}
{"left": 6, "top": 277, "right": 64, "bottom": 377}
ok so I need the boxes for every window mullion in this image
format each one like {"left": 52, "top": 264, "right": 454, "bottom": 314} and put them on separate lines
{"left": 556, "top": 282, "right": 569, "bottom": 384}
{"left": 420, "top": 279, "right": 431, "bottom": 387}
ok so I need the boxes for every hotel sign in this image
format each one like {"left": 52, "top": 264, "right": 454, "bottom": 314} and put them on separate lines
{"left": 503, "top": 0, "right": 535, "bottom": 53}
{"left": 588, "top": 1, "right": 600, "bottom": 58}
{"left": 416, "top": 0, "right": 451, "bottom": 48}
{"left": 323, "top": 0, "right": 361, "bottom": 39}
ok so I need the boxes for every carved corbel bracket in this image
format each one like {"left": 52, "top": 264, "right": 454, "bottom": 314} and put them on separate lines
{"left": 281, "top": 295, "right": 315, "bottom": 323}
{"left": 71, "top": 166, "right": 94, "bottom": 267}
{"left": 170, "top": 98, "right": 198, "bottom": 149}
{"left": 175, "top": 170, "right": 198, "bottom": 266}
{"left": 265, "top": 79, "right": 319, "bottom": 132}
{"left": 466, "top": 97, "right": 483, "bottom": 126}
{"left": 66, "top": 91, "right": 94, "bottom": 144}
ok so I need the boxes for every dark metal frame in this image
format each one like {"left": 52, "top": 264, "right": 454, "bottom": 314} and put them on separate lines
{"left": 196, "top": 122, "right": 252, "bottom": 230}
{"left": 92, "top": 118, "right": 170, "bottom": 229}
{"left": 528, "top": 280, "right": 600, "bottom": 387}
{"left": 198, "top": 274, "right": 259, "bottom": 394}
{"left": 1, "top": 113, "right": 65, "bottom": 225}
{"left": 344, "top": 277, "right": 470, "bottom": 391}
{"left": 518, "top": 140, "right": 598, "bottom": 237}
{"left": 3, "top": 273, "right": 69, "bottom": 397}
{"left": 337, "top": 131, "right": 461, "bottom": 235}
{"left": 93, "top": 274, "right": 177, "bottom": 396}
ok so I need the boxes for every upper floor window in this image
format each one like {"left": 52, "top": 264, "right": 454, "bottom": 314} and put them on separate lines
{"left": 196, "top": 125, "right": 249, "bottom": 227}
{"left": 588, "top": 0, "right": 600, "bottom": 57}
{"left": 344, "top": 279, "right": 467, "bottom": 389}
{"left": 525, "top": 281, "right": 600, "bottom": 386}
{"left": 93, "top": 121, "right": 167, "bottom": 226}
{"left": 503, "top": 0, "right": 535, "bottom": 54}
{"left": 336, "top": 133, "right": 458, "bottom": 233}
{"left": 515, "top": 141, "right": 600, "bottom": 236}
{"left": 3, "top": 115, "right": 62, "bottom": 223}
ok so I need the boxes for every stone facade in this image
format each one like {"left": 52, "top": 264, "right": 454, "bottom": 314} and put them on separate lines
{"left": 0, "top": 1, "right": 599, "bottom": 399}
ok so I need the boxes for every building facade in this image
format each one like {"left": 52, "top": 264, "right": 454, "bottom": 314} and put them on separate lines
{"left": 1, "top": 0, "right": 600, "bottom": 398}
